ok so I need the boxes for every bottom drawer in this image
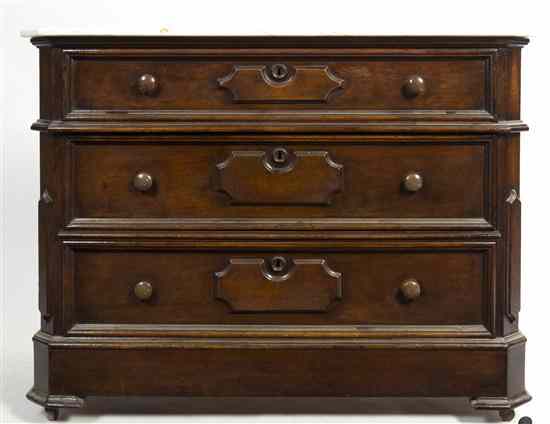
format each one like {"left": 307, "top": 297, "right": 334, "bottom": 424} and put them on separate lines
{"left": 63, "top": 243, "right": 494, "bottom": 333}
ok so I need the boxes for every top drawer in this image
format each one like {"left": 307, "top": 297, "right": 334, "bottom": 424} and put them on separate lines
{"left": 64, "top": 50, "right": 495, "bottom": 122}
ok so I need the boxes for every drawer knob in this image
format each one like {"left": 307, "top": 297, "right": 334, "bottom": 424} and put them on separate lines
{"left": 133, "top": 172, "right": 154, "bottom": 192}
{"left": 400, "top": 279, "right": 422, "bottom": 301}
{"left": 402, "top": 75, "right": 426, "bottom": 99}
{"left": 137, "top": 73, "right": 159, "bottom": 96}
{"left": 403, "top": 172, "right": 423, "bottom": 192}
{"left": 134, "top": 281, "right": 153, "bottom": 301}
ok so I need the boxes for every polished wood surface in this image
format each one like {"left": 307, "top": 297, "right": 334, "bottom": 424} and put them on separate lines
{"left": 214, "top": 257, "right": 343, "bottom": 313}
{"left": 46, "top": 341, "right": 509, "bottom": 397}
{"left": 66, "top": 246, "right": 489, "bottom": 327}
{"left": 26, "top": 36, "right": 529, "bottom": 421}
{"left": 218, "top": 64, "right": 345, "bottom": 103}
{"left": 69, "top": 55, "right": 489, "bottom": 116}
{"left": 71, "top": 140, "right": 489, "bottom": 220}
{"left": 216, "top": 148, "right": 343, "bottom": 205}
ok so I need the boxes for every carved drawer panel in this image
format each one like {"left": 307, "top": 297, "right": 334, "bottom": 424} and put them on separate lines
{"left": 214, "top": 257, "right": 343, "bottom": 312}
{"left": 69, "top": 138, "right": 490, "bottom": 228}
{"left": 66, "top": 51, "right": 494, "bottom": 121}
{"left": 63, "top": 244, "right": 494, "bottom": 333}
{"left": 216, "top": 149, "right": 343, "bottom": 205}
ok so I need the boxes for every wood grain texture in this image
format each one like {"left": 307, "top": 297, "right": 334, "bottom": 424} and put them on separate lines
{"left": 69, "top": 139, "right": 489, "bottom": 222}
{"left": 28, "top": 36, "right": 529, "bottom": 419}
{"left": 218, "top": 65, "right": 345, "bottom": 103}
{"left": 216, "top": 149, "right": 343, "bottom": 205}
{"left": 214, "top": 258, "right": 343, "bottom": 312}
{"left": 67, "top": 53, "right": 491, "bottom": 115}
{"left": 62, "top": 243, "right": 494, "bottom": 330}
{"left": 44, "top": 339, "right": 509, "bottom": 397}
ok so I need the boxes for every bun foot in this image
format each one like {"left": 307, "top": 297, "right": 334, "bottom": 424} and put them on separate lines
{"left": 45, "top": 407, "right": 59, "bottom": 421}
{"left": 499, "top": 409, "right": 515, "bottom": 422}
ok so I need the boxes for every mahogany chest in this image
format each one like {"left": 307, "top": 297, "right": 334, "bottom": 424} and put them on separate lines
{"left": 26, "top": 35, "right": 530, "bottom": 421}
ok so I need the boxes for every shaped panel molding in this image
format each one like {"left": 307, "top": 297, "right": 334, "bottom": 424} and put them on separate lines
{"left": 214, "top": 258, "right": 343, "bottom": 313}
{"left": 504, "top": 189, "right": 521, "bottom": 326}
{"left": 215, "top": 149, "right": 343, "bottom": 205}
{"left": 217, "top": 64, "right": 345, "bottom": 103}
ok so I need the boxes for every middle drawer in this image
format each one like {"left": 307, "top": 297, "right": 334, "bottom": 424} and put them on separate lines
{"left": 69, "top": 138, "right": 491, "bottom": 228}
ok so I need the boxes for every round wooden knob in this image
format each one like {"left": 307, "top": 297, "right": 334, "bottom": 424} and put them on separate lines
{"left": 133, "top": 172, "right": 154, "bottom": 192}
{"left": 402, "top": 75, "right": 426, "bottom": 98}
{"left": 403, "top": 172, "right": 423, "bottom": 192}
{"left": 134, "top": 281, "right": 153, "bottom": 301}
{"left": 400, "top": 279, "right": 422, "bottom": 301}
{"left": 137, "top": 74, "right": 159, "bottom": 96}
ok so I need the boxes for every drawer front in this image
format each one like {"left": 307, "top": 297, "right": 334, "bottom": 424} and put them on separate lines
{"left": 66, "top": 51, "right": 494, "bottom": 121}
{"left": 63, "top": 244, "right": 493, "bottom": 333}
{"left": 70, "top": 139, "right": 490, "bottom": 226}
{"left": 50, "top": 347, "right": 506, "bottom": 397}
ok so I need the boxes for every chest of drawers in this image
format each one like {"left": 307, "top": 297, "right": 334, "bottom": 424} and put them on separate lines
{"left": 26, "top": 35, "right": 529, "bottom": 421}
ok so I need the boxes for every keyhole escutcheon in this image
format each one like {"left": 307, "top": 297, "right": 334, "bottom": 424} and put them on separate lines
{"left": 270, "top": 256, "right": 287, "bottom": 272}
{"left": 272, "top": 147, "right": 289, "bottom": 164}
{"left": 270, "top": 64, "right": 289, "bottom": 81}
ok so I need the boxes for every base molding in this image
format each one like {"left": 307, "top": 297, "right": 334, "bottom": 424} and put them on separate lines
{"left": 26, "top": 387, "right": 85, "bottom": 409}
{"left": 470, "top": 391, "right": 532, "bottom": 410}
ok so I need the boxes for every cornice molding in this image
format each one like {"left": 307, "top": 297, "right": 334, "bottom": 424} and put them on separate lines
{"left": 29, "top": 35, "right": 530, "bottom": 49}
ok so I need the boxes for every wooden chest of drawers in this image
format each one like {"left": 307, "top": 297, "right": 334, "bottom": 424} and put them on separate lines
{"left": 26, "top": 35, "right": 529, "bottom": 421}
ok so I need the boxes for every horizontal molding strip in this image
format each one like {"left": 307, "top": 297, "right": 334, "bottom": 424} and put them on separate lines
{"left": 67, "top": 324, "right": 492, "bottom": 338}
{"left": 59, "top": 230, "right": 502, "bottom": 241}
{"left": 61, "top": 239, "right": 497, "bottom": 250}
{"left": 32, "top": 119, "right": 529, "bottom": 133}
{"left": 63, "top": 110, "right": 497, "bottom": 122}
{"left": 33, "top": 331, "right": 526, "bottom": 350}
{"left": 64, "top": 133, "right": 497, "bottom": 143}
{"left": 66, "top": 217, "right": 494, "bottom": 231}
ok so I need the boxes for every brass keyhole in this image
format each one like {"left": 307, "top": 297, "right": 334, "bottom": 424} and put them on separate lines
{"left": 270, "top": 64, "right": 289, "bottom": 81}
{"left": 270, "top": 256, "right": 287, "bottom": 272}
{"left": 272, "top": 148, "right": 288, "bottom": 164}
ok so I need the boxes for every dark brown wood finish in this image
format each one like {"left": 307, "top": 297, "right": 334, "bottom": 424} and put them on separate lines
{"left": 217, "top": 64, "right": 346, "bottom": 103}
{"left": 68, "top": 138, "right": 490, "bottom": 222}
{"left": 214, "top": 257, "right": 344, "bottom": 313}
{"left": 27, "top": 36, "right": 529, "bottom": 421}
{"left": 62, "top": 243, "right": 493, "bottom": 329}
{"left": 68, "top": 54, "right": 490, "bottom": 115}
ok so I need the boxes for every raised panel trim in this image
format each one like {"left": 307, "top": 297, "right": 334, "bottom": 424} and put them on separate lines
{"left": 214, "top": 258, "right": 343, "bottom": 313}
{"left": 218, "top": 64, "right": 345, "bottom": 104}
{"left": 215, "top": 149, "right": 343, "bottom": 206}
